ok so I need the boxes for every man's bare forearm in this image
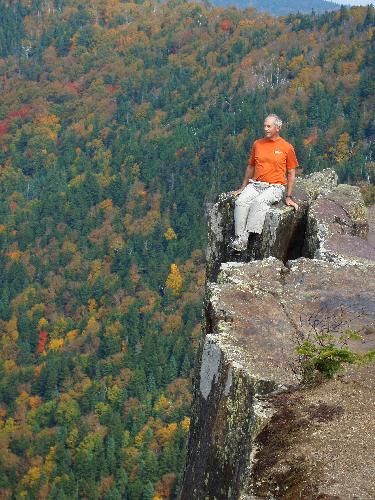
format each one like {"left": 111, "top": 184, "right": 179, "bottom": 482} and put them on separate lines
{"left": 285, "top": 169, "right": 299, "bottom": 210}
{"left": 241, "top": 165, "right": 254, "bottom": 189}
{"left": 286, "top": 169, "right": 296, "bottom": 197}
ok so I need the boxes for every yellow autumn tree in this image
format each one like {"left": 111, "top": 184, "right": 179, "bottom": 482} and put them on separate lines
{"left": 37, "top": 317, "right": 48, "bottom": 330}
{"left": 164, "top": 227, "right": 177, "bottom": 240}
{"left": 5, "top": 316, "right": 19, "bottom": 342}
{"left": 66, "top": 329, "right": 79, "bottom": 344}
{"left": 1, "top": 316, "right": 20, "bottom": 365}
{"left": 334, "top": 132, "right": 351, "bottom": 164}
{"left": 34, "top": 113, "right": 61, "bottom": 141}
{"left": 181, "top": 416, "right": 190, "bottom": 432}
{"left": 155, "top": 422, "right": 178, "bottom": 447}
{"left": 49, "top": 338, "right": 64, "bottom": 351}
{"left": 85, "top": 316, "right": 100, "bottom": 335}
{"left": 165, "top": 264, "right": 183, "bottom": 295}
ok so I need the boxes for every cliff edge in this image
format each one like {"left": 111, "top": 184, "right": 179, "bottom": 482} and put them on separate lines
{"left": 181, "top": 171, "right": 375, "bottom": 499}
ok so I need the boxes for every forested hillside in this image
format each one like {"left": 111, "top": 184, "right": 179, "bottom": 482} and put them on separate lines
{"left": 0, "top": 1, "right": 374, "bottom": 498}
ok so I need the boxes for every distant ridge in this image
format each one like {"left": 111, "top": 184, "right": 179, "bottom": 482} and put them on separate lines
{"left": 211, "top": 0, "right": 341, "bottom": 15}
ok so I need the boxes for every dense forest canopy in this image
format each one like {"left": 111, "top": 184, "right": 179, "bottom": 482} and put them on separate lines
{"left": 0, "top": 0, "right": 374, "bottom": 498}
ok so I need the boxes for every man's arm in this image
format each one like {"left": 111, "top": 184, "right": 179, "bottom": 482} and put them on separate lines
{"left": 285, "top": 168, "right": 299, "bottom": 210}
{"left": 232, "top": 164, "right": 254, "bottom": 196}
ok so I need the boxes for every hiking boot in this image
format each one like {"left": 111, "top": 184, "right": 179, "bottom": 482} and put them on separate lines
{"left": 228, "top": 237, "right": 247, "bottom": 252}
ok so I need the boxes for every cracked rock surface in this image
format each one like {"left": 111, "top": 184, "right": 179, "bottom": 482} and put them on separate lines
{"left": 181, "top": 171, "right": 375, "bottom": 500}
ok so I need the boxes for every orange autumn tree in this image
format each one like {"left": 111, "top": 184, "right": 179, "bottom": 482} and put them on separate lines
{"left": 37, "top": 331, "right": 48, "bottom": 354}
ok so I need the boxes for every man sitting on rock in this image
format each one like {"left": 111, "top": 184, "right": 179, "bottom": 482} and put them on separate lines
{"left": 229, "top": 114, "right": 299, "bottom": 252}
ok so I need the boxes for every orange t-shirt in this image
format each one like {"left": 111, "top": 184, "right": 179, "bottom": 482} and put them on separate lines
{"left": 248, "top": 137, "right": 299, "bottom": 185}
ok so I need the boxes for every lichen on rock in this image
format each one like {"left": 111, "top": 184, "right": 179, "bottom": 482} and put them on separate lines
{"left": 200, "top": 338, "right": 222, "bottom": 400}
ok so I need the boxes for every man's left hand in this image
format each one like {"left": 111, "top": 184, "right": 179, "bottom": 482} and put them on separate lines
{"left": 285, "top": 196, "right": 299, "bottom": 211}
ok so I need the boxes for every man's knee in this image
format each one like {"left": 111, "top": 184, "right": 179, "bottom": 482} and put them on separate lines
{"left": 235, "top": 188, "right": 259, "bottom": 208}
{"left": 256, "top": 187, "right": 284, "bottom": 205}
{"left": 247, "top": 199, "right": 266, "bottom": 213}
{"left": 235, "top": 197, "right": 248, "bottom": 209}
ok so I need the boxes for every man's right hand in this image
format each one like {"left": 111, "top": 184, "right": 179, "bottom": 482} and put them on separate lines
{"left": 285, "top": 196, "right": 299, "bottom": 211}
{"left": 231, "top": 188, "right": 244, "bottom": 196}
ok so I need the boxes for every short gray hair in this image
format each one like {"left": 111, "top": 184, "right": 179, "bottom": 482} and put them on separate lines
{"left": 266, "top": 114, "right": 283, "bottom": 128}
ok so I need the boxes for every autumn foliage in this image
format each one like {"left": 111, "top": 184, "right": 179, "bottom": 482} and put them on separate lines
{"left": 165, "top": 264, "right": 183, "bottom": 295}
{"left": 0, "top": 0, "right": 373, "bottom": 498}
{"left": 0, "top": 105, "right": 31, "bottom": 138}
{"left": 37, "top": 331, "right": 48, "bottom": 354}
{"left": 220, "top": 19, "right": 232, "bottom": 31}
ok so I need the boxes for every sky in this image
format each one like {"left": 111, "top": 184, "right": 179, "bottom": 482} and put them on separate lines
{"left": 337, "top": 0, "right": 372, "bottom": 4}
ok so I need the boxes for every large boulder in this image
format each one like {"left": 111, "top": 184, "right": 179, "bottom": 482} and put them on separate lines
{"left": 304, "top": 183, "right": 375, "bottom": 264}
{"left": 206, "top": 169, "right": 338, "bottom": 282}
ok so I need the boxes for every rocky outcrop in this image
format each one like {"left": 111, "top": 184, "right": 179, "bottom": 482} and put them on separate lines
{"left": 181, "top": 171, "right": 375, "bottom": 499}
{"left": 206, "top": 170, "right": 339, "bottom": 282}
{"left": 304, "top": 183, "right": 374, "bottom": 263}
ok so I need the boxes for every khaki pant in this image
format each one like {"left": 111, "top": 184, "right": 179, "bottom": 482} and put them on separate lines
{"left": 234, "top": 181, "right": 285, "bottom": 239}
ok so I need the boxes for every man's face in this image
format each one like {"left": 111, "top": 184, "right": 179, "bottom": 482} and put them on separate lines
{"left": 264, "top": 117, "right": 280, "bottom": 139}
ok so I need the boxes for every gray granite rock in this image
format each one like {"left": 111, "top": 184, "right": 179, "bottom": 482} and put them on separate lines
{"left": 181, "top": 258, "right": 375, "bottom": 499}
{"left": 304, "top": 184, "right": 374, "bottom": 264}
{"left": 206, "top": 169, "right": 339, "bottom": 282}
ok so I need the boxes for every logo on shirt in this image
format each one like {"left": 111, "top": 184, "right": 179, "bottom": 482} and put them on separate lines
{"left": 274, "top": 150, "right": 283, "bottom": 154}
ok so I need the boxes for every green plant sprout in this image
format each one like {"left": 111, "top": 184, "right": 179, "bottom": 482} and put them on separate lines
{"left": 294, "top": 304, "right": 375, "bottom": 383}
